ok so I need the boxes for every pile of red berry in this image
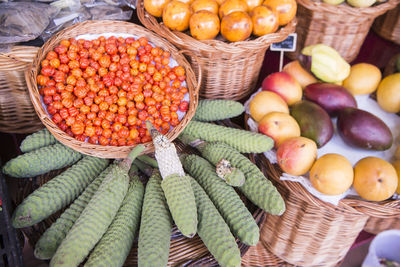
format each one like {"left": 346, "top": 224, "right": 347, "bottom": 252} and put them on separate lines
{"left": 37, "top": 35, "right": 189, "bottom": 146}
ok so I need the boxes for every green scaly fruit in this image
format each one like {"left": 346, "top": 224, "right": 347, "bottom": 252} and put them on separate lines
{"left": 193, "top": 100, "right": 244, "bottom": 122}
{"left": 138, "top": 171, "right": 173, "bottom": 267}
{"left": 20, "top": 128, "right": 57, "bottom": 153}
{"left": 12, "top": 156, "right": 109, "bottom": 228}
{"left": 3, "top": 143, "right": 82, "bottom": 178}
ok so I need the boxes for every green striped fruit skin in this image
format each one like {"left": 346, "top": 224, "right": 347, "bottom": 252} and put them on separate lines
{"left": 161, "top": 174, "right": 197, "bottom": 238}
{"left": 3, "top": 143, "right": 82, "bottom": 178}
{"left": 183, "top": 155, "right": 259, "bottom": 246}
{"left": 199, "top": 142, "right": 285, "bottom": 215}
{"left": 20, "top": 128, "right": 57, "bottom": 153}
{"left": 182, "top": 121, "right": 274, "bottom": 153}
{"left": 138, "top": 172, "right": 173, "bottom": 267}
{"left": 85, "top": 177, "right": 145, "bottom": 267}
{"left": 12, "top": 156, "right": 109, "bottom": 228}
{"left": 34, "top": 164, "right": 114, "bottom": 260}
{"left": 50, "top": 164, "right": 130, "bottom": 267}
{"left": 193, "top": 100, "right": 244, "bottom": 122}
{"left": 189, "top": 178, "right": 241, "bottom": 267}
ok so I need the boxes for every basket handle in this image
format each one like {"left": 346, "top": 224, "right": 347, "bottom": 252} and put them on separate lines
{"left": 345, "top": 199, "right": 400, "bottom": 219}
{"left": 178, "top": 49, "right": 202, "bottom": 97}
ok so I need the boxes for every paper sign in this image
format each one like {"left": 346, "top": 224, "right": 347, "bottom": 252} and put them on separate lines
{"left": 270, "top": 33, "right": 297, "bottom": 52}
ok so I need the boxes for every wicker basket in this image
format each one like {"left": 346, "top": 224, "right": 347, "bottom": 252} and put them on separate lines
{"left": 373, "top": 3, "right": 400, "bottom": 45}
{"left": 0, "top": 46, "right": 44, "bottom": 134}
{"left": 25, "top": 20, "right": 200, "bottom": 159}
{"left": 252, "top": 154, "right": 370, "bottom": 267}
{"left": 15, "top": 130, "right": 266, "bottom": 266}
{"left": 288, "top": 0, "right": 399, "bottom": 62}
{"left": 137, "top": 0, "right": 296, "bottom": 100}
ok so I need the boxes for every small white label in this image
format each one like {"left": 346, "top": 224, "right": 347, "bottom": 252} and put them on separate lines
{"left": 270, "top": 33, "right": 297, "bottom": 52}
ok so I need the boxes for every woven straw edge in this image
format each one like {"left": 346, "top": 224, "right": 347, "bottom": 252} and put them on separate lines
{"left": 25, "top": 20, "right": 201, "bottom": 159}
{"left": 244, "top": 114, "right": 400, "bottom": 218}
{"left": 137, "top": 0, "right": 297, "bottom": 54}
{"left": 297, "top": 0, "right": 400, "bottom": 16}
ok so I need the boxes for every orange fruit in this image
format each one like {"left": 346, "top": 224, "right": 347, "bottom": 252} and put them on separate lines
{"left": 250, "top": 5, "right": 279, "bottom": 36}
{"left": 221, "top": 11, "right": 253, "bottom": 42}
{"left": 245, "top": 0, "right": 263, "bottom": 11}
{"left": 353, "top": 157, "right": 398, "bottom": 201}
{"left": 144, "top": 0, "right": 170, "bottom": 17}
{"left": 263, "top": 0, "right": 296, "bottom": 26}
{"left": 163, "top": 0, "right": 192, "bottom": 31}
{"left": 215, "top": 0, "right": 226, "bottom": 5}
{"left": 191, "top": 0, "right": 219, "bottom": 14}
{"left": 190, "top": 10, "right": 220, "bottom": 40}
{"left": 219, "top": 0, "right": 249, "bottom": 18}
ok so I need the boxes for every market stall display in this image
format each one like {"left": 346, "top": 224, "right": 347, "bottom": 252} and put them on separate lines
{"left": 244, "top": 46, "right": 400, "bottom": 266}
{"left": 288, "top": 0, "right": 399, "bottom": 62}
{"left": 25, "top": 20, "right": 200, "bottom": 159}
{"left": 137, "top": 0, "right": 296, "bottom": 100}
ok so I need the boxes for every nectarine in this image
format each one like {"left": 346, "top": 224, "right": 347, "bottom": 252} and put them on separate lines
{"left": 262, "top": 71, "right": 302, "bottom": 105}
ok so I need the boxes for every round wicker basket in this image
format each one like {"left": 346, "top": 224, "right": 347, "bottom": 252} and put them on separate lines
{"left": 373, "top": 3, "right": 400, "bottom": 45}
{"left": 137, "top": 0, "right": 297, "bottom": 100}
{"left": 15, "top": 124, "right": 266, "bottom": 266}
{"left": 0, "top": 46, "right": 44, "bottom": 134}
{"left": 252, "top": 154, "right": 369, "bottom": 267}
{"left": 288, "top": 0, "right": 399, "bottom": 62}
{"left": 25, "top": 20, "right": 201, "bottom": 159}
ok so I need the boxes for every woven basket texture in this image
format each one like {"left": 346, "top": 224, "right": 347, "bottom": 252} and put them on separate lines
{"left": 288, "top": 0, "right": 400, "bottom": 62}
{"left": 137, "top": 0, "right": 297, "bottom": 100}
{"left": 249, "top": 153, "right": 369, "bottom": 267}
{"left": 374, "top": 3, "right": 400, "bottom": 45}
{"left": 15, "top": 121, "right": 267, "bottom": 267}
{"left": 0, "top": 46, "right": 43, "bottom": 133}
{"left": 25, "top": 20, "right": 200, "bottom": 159}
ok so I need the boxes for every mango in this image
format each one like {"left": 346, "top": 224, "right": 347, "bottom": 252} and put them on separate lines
{"left": 290, "top": 100, "right": 334, "bottom": 148}
{"left": 337, "top": 107, "right": 393, "bottom": 151}
{"left": 304, "top": 83, "right": 357, "bottom": 116}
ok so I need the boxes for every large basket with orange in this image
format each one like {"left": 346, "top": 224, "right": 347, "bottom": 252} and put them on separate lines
{"left": 25, "top": 20, "right": 201, "bottom": 159}
{"left": 137, "top": 0, "right": 296, "bottom": 100}
{"left": 288, "top": 0, "right": 399, "bottom": 62}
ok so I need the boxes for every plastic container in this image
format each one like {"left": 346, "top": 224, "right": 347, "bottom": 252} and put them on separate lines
{"left": 362, "top": 229, "right": 400, "bottom": 267}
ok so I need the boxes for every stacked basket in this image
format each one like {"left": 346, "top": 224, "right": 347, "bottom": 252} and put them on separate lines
{"left": 0, "top": 46, "right": 43, "bottom": 133}
{"left": 288, "top": 0, "right": 399, "bottom": 62}
{"left": 373, "top": 3, "right": 400, "bottom": 45}
{"left": 137, "top": 0, "right": 297, "bottom": 100}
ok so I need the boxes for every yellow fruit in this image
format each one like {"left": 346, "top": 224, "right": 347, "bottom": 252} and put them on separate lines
{"left": 249, "top": 91, "right": 289, "bottom": 122}
{"left": 250, "top": 5, "right": 279, "bottom": 36}
{"left": 277, "top": 136, "right": 317, "bottom": 176}
{"left": 282, "top": 60, "right": 317, "bottom": 88}
{"left": 163, "top": 0, "right": 191, "bottom": 31}
{"left": 263, "top": 0, "right": 296, "bottom": 26}
{"left": 190, "top": 11, "right": 220, "bottom": 40}
{"left": 219, "top": 0, "right": 249, "bottom": 18}
{"left": 343, "top": 63, "right": 382, "bottom": 95}
{"left": 245, "top": 0, "right": 263, "bottom": 11}
{"left": 144, "top": 0, "right": 170, "bottom": 17}
{"left": 354, "top": 157, "right": 398, "bottom": 201}
{"left": 392, "top": 160, "right": 400, "bottom": 195}
{"left": 258, "top": 112, "right": 300, "bottom": 148}
{"left": 310, "top": 153, "right": 354, "bottom": 195}
{"left": 191, "top": 0, "right": 219, "bottom": 14}
{"left": 377, "top": 73, "right": 400, "bottom": 113}
{"left": 220, "top": 11, "right": 253, "bottom": 42}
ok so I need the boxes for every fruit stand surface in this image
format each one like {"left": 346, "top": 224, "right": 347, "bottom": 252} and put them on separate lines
{"left": 1, "top": 13, "right": 400, "bottom": 266}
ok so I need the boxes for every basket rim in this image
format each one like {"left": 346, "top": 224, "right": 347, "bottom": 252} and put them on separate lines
{"left": 25, "top": 20, "right": 201, "bottom": 159}
{"left": 137, "top": 0, "right": 297, "bottom": 54}
{"left": 297, "top": 0, "right": 400, "bottom": 16}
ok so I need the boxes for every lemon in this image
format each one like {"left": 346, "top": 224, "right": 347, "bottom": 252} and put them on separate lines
{"left": 377, "top": 73, "right": 400, "bottom": 113}
{"left": 343, "top": 63, "right": 382, "bottom": 95}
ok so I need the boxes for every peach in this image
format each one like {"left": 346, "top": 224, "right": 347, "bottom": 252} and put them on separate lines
{"left": 258, "top": 112, "right": 300, "bottom": 148}
{"left": 249, "top": 91, "right": 289, "bottom": 122}
{"left": 277, "top": 137, "right": 317, "bottom": 176}
{"left": 282, "top": 60, "right": 317, "bottom": 89}
{"left": 262, "top": 71, "right": 302, "bottom": 105}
